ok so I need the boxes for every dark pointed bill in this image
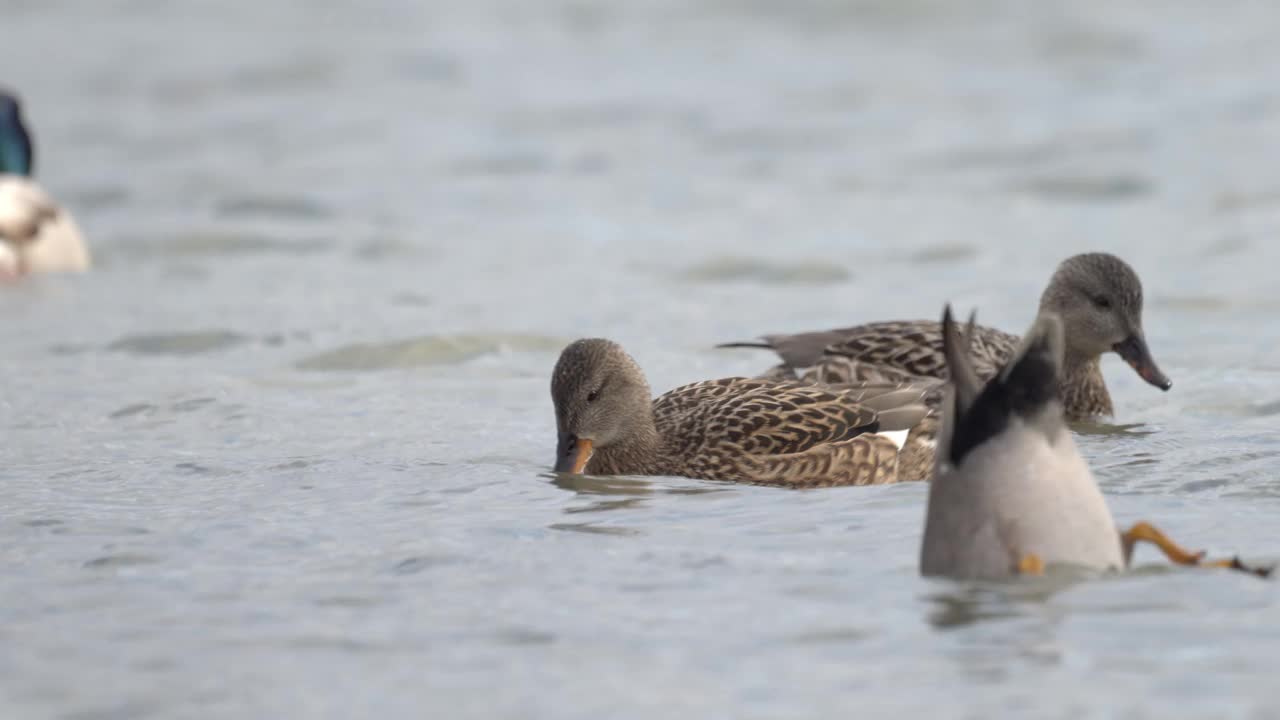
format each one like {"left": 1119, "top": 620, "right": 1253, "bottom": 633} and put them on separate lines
{"left": 554, "top": 433, "right": 594, "bottom": 473}
{"left": 1112, "top": 334, "right": 1172, "bottom": 391}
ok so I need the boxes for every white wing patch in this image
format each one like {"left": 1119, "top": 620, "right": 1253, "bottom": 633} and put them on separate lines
{"left": 875, "top": 429, "right": 910, "bottom": 451}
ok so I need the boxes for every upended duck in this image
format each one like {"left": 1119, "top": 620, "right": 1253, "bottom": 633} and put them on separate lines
{"left": 920, "top": 305, "right": 1268, "bottom": 579}
{"left": 718, "top": 253, "right": 1169, "bottom": 420}
{"left": 549, "top": 338, "right": 938, "bottom": 487}
{"left": 0, "top": 90, "right": 90, "bottom": 278}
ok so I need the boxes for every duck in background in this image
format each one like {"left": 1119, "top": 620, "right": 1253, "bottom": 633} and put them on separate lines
{"left": 718, "top": 253, "right": 1170, "bottom": 421}
{"left": 0, "top": 89, "right": 90, "bottom": 278}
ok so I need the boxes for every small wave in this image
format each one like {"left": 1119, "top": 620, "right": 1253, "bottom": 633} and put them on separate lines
{"left": 910, "top": 242, "right": 978, "bottom": 264}
{"left": 1013, "top": 173, "right": 1152, "bottom": 202}
{"left": 216, "top": 194, "right": 333, "bottom": 220}
{"left": 111, "top": 231, "right": 333, "bottom": 259}
{"left": 107, "top": 330, "right": 250, "bottom": 356}
{"left": 294, "top": 333, "right": 566, "bottom": 371}
{"left": 679, "top": 256, "right": 849, "bottom": 285}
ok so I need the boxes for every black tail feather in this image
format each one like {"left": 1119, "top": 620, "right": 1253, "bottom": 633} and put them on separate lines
{"left": 946, "top": 312, "right": 1065, "bottom": 465}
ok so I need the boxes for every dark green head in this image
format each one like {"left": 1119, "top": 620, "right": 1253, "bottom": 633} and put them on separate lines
{"left": 0, "top": 90, "right": 33, "bottom": 177}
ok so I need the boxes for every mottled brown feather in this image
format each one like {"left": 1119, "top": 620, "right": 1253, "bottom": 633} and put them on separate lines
{"left": 552, "top": 339, "right": 936, "bottom": 486}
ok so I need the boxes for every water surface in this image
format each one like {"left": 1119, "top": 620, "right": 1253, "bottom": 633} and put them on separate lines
{"left": 5, "top": 1, "right": 1280, "bottom": 717}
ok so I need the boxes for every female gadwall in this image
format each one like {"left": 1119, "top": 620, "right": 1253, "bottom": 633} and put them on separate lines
{"left": 718, "top": 253, "right": 1170, "bottom": 420}
{"left": 920, "top": 306, "right": 1267, "bottom": 579}
{"left": 0, "top": 90, "right": 90, "bottom": 278}
{"left": 550, "top": 338, "right": 937, "bottom": 487}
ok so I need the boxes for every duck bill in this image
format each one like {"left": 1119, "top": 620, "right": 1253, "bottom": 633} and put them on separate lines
{"left": 554, "top": 434, "right": 594, "bottom": 474}
{"left": 1112, "top": 333, "right": 1172, "bottom": 391}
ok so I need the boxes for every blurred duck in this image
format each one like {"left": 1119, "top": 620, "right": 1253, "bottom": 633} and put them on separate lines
{"left": 0, "top": 90, "right": 90, "bottom": 278}
{"left": 549, "top": 338, "right": 938, "bottom": 487}
{"left": 718, "top": 253, "right": 1170, "bottom": 421}
{"left": 920, "top": 305, "right": 1268, "bottom": 580}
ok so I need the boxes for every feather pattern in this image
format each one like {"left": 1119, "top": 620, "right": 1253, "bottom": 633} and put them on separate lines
{"left": 635, "top": 377, "right": 929, "bottom": 486}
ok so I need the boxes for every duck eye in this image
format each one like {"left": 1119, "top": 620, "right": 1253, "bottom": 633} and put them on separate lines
{"left": 586, "top": 389, "right": 600, "bottom": 403}
{"left": 1092, "top": 295, "right": 1112, "bottom": 310}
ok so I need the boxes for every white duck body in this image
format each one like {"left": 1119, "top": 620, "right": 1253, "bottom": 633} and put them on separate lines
{"left": 921, "top": 404, "right": 1123, "bottom": 578}
{"left": 0, "top": 174, "right": 89, "bottom": 277}
{"left": 920, "top": 310, "right": 1124, "bottom": 580}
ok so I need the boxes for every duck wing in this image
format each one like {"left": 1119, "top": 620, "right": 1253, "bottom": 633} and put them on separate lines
{"left": 652, "top": 377, "right": 932, "bottom": 486}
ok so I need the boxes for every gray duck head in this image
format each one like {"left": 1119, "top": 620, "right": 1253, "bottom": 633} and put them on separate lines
{"left": 550, "top": 338, "right": 653, "bottom": 473}
{"left": 1038, "top": 252, "right": 1171, "bottom": 391}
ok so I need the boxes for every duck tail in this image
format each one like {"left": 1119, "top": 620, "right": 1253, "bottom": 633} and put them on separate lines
{"left": 944, "top": 310, "right": 1065, "bottom": 465}
{"left": 940, "top": 304, "right": 982, "bottom": 413}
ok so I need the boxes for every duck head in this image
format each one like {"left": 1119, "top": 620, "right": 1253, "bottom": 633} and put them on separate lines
{"left": 1039, "top": 253, "right": 1171, "bottom": 391}
{"left": 550, "top": 338, "right": 653, "bottom": 473}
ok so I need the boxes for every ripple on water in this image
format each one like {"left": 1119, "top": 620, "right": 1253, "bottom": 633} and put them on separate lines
{"left": 107, "top": 331, "right": 250, "bottom": 356}
{"left": 390, "top": 291, "right": 432, "bottom": 307}
{"left": 66, "top": 185, "right": 132, "bottom": 211}
{"left": 549, "top": 474, "right": 654, "bottom": 496}
{"left": 215, "top": 194, "right": 333, "bottom": 220}
{"left": 111, "top": 231, "right": 333, "bottom": 259}
{"left": 108, "top": 403, "right": 157, "bottom": 419}
{"left": 1070, "top": 421, "right": 1153, "bottom": 437}
{"left": 909, "top": 242, "right": 978, "bottom": 264}
{"left": 780, "top": 626, "right": 871, "bottom": 646}
{"left": 678, "top": 256, "right": 850, "bottom": 285}
{"left": 548, "top": 522, "right": 642, "bottom": 536}
{"left": 391, "top": 555, "right": 466, "bottom": 575}
{"left": 83, "top": 554, "right": 162, "bottom": 569}
{"left": 353, "top": 238, "right": 427, "bottom": 262}
{"left": 492, "top": 628, "right": 556, "bottom": 646}
{"left": 563, "top": 498, "right": 648, "bottom": 514}
{"left": 1012, "top": 173, "right": 1153, "bottom": 202}
{"left": 294, "top": 333, "right": 566, "bottom": 371}
{"left": 174, "top": 462, "right": 233, "bottom": 477}
{"left": 1243, "top": 399, "right": 1280, "bottom": 417}
{"left": 313, "top": 596, "right": 385, "bottom": 608}
{"left": 59, "top": 701, "right": 161, "bottom": 720}
{"left": 392, "top": 50, "right": 462, "bottom": 84}
{"left": 1151, "top": 295, "right": 1233, "bottom": 312}
{"left": 17, "top": 515, "right": 61, "bottom": 526}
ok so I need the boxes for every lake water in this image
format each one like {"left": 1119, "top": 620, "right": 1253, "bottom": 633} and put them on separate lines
{"left": 5, "top": 1, "right": 1280, "bottom": 717}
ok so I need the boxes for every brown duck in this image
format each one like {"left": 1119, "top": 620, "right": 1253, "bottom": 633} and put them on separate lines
{"left": 718, "top": 253, "right": 1171, "bottom": 420}
{"left": 550, "top": 338, "right": 937, "bottom": 487}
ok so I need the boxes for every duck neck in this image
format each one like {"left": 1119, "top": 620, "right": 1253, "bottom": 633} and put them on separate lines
{"left": 588, "top": 413, "right": 663, "bottom": 476}
{"left": 1059, "top": 350, "right": 1113, "bottom": 420}
{"left": 0, "top": 114, "right": 32, "bottom": 177}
